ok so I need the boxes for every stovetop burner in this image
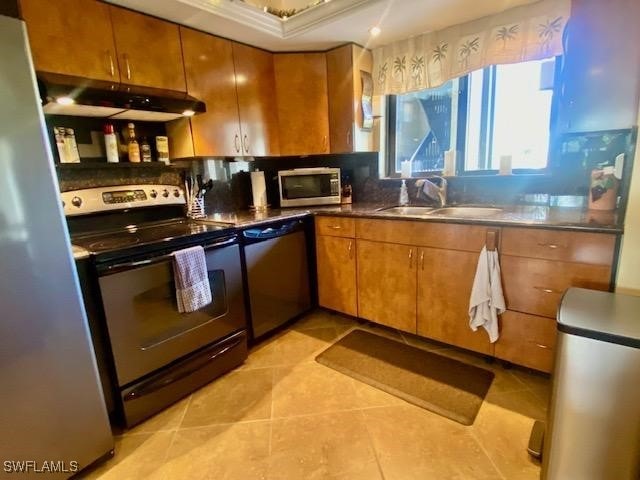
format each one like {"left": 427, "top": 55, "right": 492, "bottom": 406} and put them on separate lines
{"left": 87, "top": 237, "right": 141, "bottom": 251}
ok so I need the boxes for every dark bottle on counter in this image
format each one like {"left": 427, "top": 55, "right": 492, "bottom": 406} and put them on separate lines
{"left": 140, "top": 137, "right": 152, "bottom": 162}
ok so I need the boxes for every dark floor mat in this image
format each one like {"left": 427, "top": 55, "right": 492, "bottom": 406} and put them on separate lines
{"left": 316, "top": 329, "right": 494, "bottom": 425}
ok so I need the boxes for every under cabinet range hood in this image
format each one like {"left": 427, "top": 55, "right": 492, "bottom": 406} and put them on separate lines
{"left": 38, "top": 72, "right": 206, "bottom": 122}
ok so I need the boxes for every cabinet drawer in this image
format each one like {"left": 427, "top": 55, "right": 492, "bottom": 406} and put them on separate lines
{"left": 501, "top": 255, "right": 611, "bottom": 318}
{"left": 501, "top": 227, "right": 616, "bottom": 265}
{"left": 356, "top": 219, "right": 489, "bottom": 252}
{"left": 315, "top": 216, "right": 355, "bottom": 238}
{"left": 495, "top": 311, "right": 556, "bottom": 373}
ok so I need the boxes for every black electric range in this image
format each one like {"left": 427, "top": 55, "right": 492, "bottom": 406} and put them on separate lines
{"left": 63, "top": 184, "right": 248, "bottom": 428}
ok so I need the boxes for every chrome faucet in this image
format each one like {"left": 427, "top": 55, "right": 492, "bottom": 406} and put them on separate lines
{"left": 415, "top": 177, "right": 447, "bottom": 207}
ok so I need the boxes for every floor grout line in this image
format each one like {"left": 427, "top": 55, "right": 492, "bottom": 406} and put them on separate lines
{"left": 357, "top": 408, "right": 387, "bottom": 480}
{"left": 468, "top": 427, "right": 508, "bottom": 480}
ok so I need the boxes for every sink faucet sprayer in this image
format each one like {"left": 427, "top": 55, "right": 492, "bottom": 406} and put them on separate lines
{"left": 415, "top": 177, "right": 447, "bottom": 207}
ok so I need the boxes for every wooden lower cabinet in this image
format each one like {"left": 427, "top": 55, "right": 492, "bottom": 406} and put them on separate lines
{"left": 357, "top": 240, "right": 417, "bottom": 334}
{"left": 316, "top": 235, "right": 357, "bottom": 316}
{"left": 417, "top": 247, "right": 494, "bottom": 355}
{"left": 501, "top": 255, "right": 612, "bottom": 318}
{"left": 495, "top": 311, "right": 557, "bottom": 373}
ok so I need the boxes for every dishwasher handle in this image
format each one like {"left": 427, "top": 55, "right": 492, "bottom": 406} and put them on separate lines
{"left": 242, "top": 219, "right": 305, "bottom": 242}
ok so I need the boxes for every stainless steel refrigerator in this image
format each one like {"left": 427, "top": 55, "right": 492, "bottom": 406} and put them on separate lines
{"left": 0, "top": 13, "right": 114, "bottom": 479}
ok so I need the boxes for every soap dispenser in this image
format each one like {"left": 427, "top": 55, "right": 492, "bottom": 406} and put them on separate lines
{"left": 399, "top": 180, "right": 409, "bottom": 206}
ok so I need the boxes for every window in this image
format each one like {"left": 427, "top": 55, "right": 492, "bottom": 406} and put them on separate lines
{"left": 387, "top": 58, "right": 556, "bottom": 176}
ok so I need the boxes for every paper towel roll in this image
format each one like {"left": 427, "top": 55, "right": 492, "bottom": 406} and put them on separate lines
{"left": 251, "top": 170, "right": 267, "bottom": 209}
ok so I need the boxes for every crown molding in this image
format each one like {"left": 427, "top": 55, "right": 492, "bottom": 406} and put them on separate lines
{"left": 177, "top": 0, "right": 380, "bottom": 39}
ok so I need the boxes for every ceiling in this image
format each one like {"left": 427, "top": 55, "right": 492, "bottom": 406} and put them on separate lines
{"left": 106, "top": 0, "right": 538, "bottom": 52}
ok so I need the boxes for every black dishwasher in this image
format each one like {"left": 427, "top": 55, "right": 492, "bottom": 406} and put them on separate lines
{"left": 242, "top": 219, "right": 312, "bottom": 340}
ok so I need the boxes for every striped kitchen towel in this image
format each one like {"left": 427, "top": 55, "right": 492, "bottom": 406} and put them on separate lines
{"left": 172, "top": 246, "right": 212, "bottom": 313}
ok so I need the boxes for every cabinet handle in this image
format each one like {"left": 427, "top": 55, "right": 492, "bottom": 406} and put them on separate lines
{"left": 408, "top": 248, "right": 413, "bottom": 268}
{"left": 348, "top": 241, "right": 353, "bottom": 259}
{"left": 243, "top": 134, "right": 249, "bottom": 154}
{"left": 420, "top": 251, "right": 425, "bottom": 270}
{"left": 347, "top": 129, "right": 352, "bottom": 146}
{"left": 322, "top": 135, "right": 328, "bottom": 151}
{"left": 534, "top": 286, "right": 562, "bottom": 295}
{"left": 537, "top": 243, "right": 562, "bottom": 249}
{"left": 124, "top": 54, "right": 131, "bottom": 80}
{"left": 328, "top": 225, "right": 342, "bottom": 230}
{"left": 108, "top": 52, "right": 115, "bottom": 77}
{"left": 234, "top": 134, "right": 240, "bottom": 153}
{"left": 535, "top": 343, "right": 551, "bottom": 350}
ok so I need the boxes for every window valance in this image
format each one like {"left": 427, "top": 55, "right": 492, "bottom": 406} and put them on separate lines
{"left": 372, "top": 0, "right": 571, "bottom": 95}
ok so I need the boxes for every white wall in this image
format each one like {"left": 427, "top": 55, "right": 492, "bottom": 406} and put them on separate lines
{"left": 616, "top": 101, "right": 640, "bottom": 296}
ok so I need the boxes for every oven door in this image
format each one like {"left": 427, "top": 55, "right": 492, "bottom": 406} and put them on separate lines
{"left": 97, "top": 235, "right": 246, "bottom": 387}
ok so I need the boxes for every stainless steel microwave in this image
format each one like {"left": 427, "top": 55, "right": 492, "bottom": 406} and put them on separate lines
{"left": 278, "top": 168, "right": 341, "bottom": 207}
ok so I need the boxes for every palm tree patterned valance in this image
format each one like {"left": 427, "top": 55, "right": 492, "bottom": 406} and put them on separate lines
{"left": 373, "top": 0, "right": 570, "bottom": 95}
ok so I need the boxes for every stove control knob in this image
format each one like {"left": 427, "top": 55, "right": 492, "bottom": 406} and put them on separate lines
{"left": 162, "top": 189, "right": 169, "bottom": 198}
{"left": 71, "top": 196, "right": 82, "bottom": 208}
{"left": 173, "top": 189, "right": 180, "bottom": 198}
{"left": 149, "top": 189, "right": 158, "bottom": 199}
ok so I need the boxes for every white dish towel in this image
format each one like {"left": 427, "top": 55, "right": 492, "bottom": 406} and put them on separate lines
{"left": 172, "top": 246, "right": 212, "bottom": 313}
{"left": 469, "top": 246, "right": 506, "bottom": 343}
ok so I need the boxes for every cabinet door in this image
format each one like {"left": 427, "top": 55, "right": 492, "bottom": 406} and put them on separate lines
{"left": 274, "top": 53, "right": 330, "bottom": 155}
{"left": 327, "top": 44, "right": 354, "bottom": 153}
{"left": 110, "top": 6, "right": 186, "bottom": 91}
{"left": 357, "top": 240, "right": 416, "bottom": 333}
{"left": 417, "top": 248, "right": 493, "bottom": 355}
{"left": 316, "top": 235, "right": 357, "bottom": 316}
{"left": 232, "top": 43, "right": 280, "bottom": 156}
{"left": 180, "top": 27, "right": 241, "bottom": 157}
{"left": 20, "top": 0, "right": 119, "bottom": 82}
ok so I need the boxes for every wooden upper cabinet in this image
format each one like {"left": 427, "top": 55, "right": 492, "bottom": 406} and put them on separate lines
{"left": 417, "top": 247, "right": 494, "bottom": 355}
{"left": 109, "top": 6, "right": 185, "bottom": 91}
{"left": 180, "top": 27, "right": 241, "bottom": 157}
{"left": 326, "top": 44, "right": 375, "bottom": 153}
{"left": 327, "top": 45, "right": 354, "bottom": 153}
{"left": 274, "top": 53, "right": 330, "bottom": 155}
{"left": 20, "top": 0, "right": 119, "bottom": 82}
{"left": 232, "top": 43, "right": 280, "bottom": 156}
{"left": 357, "top": 239, "right": 417, "bottom": 334}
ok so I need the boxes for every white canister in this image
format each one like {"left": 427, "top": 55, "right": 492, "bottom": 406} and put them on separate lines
{"left": 401, "top": 160, "right": 412, "bottom": 178}
{"left": 499, "top": 155, "right": 512, "bottom": 175}
{"left": 443, "top": 150, "right": 456, "bottom": 176}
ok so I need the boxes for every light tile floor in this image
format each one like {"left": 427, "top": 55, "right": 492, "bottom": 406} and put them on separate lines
{"left": 84, "top": 310, "right": 549, "bottom": 480}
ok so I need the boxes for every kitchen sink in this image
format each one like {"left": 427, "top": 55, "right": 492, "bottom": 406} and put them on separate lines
{"left": 378, "top": 206, "right": 436, "bottom": 215}
{"left": 430, "top": 207, "right": 503, "bottom": 217}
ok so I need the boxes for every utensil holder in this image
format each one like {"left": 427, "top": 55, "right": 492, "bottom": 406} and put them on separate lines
{"left": 187, "top": 197, "right": 205, "bottom": 219}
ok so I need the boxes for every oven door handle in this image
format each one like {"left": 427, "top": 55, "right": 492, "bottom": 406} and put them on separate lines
{"left": 123, "top": 334, "right": 244, "bottom": 401}
{"left": 102, "top": 236, "right": 237, "bottom": 273}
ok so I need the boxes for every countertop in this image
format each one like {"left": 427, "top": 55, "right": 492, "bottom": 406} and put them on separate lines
{"left": 199, "top": 203, "right": 622, "bottom": 234}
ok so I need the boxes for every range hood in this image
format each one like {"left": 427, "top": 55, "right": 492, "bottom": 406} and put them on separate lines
{"left": 38, "top": 72, "right": 206, "bottom": 122}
